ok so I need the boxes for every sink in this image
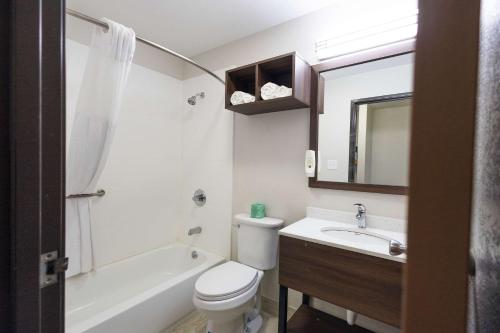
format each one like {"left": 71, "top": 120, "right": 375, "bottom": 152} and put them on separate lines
{"left": 321, "top": 227, "right": 392, "bottom": 247}
{"left": 321, "top": 227, "right": 406, "bottom": 256}
{"left": 279, "top": 208, "right": 407, "bottom": 262}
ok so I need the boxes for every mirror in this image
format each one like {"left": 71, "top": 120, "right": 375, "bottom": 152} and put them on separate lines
{"left": 311, "top": 51, "right": 414, "bottom": 194}
{"left": 347, "top": 94, "right": 412, "bottom": 186}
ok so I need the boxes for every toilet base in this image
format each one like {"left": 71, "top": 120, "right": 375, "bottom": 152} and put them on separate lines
{"left": 245, "top": 313, "right": 263, "bottom": 333}
{"left": 202, "top": 297, "right": 263, "bottom": 333}
{"left": 206, "top": 318, "right": 243, "bottom": 333}
{"left": 205, "top": 313, "right": 262, "bottom": 333}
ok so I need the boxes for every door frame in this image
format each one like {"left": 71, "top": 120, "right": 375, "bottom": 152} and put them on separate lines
{"left": 403, "top": 0, "right": 480, "bottom": 332}
{"left": 0, "top": 0, "right": 12, "bottom": 331}
{"left": 1, "top": 1, "right": 66, "bottom": 332}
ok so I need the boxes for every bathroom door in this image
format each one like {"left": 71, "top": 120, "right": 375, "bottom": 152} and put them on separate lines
{"left": 0, "top": 1, "right": 66, "bottom": 332}
{"left": 403, "top": 0, "right": 480, "bottom": 332}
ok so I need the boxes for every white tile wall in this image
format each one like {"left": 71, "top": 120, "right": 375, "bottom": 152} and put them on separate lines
{"left": 178, "top": 71, "right": 233, "bottom": 259}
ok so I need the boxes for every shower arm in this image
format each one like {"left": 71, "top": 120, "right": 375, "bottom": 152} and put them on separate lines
{"left": 65, "top": 9, "right": 225, "bottom": 86}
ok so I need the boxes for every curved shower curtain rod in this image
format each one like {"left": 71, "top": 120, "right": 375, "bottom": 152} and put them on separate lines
{"left": 66, "top": 8, "right": 225, "bottom": 85}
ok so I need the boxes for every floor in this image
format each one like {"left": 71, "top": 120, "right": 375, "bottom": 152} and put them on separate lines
{"left": 166, "top": 311, "right": 279, "bottom": 333}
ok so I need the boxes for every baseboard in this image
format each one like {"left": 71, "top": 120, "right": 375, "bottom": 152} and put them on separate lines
{"left": 261, "top": 296, "right": 296, "bottom": 318}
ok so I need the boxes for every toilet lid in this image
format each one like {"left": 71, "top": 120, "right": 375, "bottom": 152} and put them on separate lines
{"left": 195, "top": 261, "right": 258, "bottom": 301}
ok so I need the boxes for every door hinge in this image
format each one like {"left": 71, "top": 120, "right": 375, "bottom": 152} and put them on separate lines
{"left": 40, "top": 251, "right": 68, "bottom": 288}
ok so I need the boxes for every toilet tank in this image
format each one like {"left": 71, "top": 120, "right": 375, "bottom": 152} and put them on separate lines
{"left": 235, "top": 213, "right": 284, "bottom": 270}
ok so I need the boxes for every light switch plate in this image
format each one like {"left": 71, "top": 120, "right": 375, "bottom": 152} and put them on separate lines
{"left": 327, "top": 159, "right": 338, "bottom": 170}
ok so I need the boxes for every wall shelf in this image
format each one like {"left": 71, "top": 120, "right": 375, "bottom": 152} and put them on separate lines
{"left": 225, "top": 52, "right": 311, "bottom": 115}
{"left": 287, "top": 305, "right": 373, "bottom": 333}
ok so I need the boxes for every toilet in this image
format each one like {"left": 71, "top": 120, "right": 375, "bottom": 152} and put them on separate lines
{"left": 193, "top": 213, "right": 284, "bottom": 333}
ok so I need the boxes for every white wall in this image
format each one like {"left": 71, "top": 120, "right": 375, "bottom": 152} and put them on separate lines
{"left": 357, "top": 105, "right": 368, "bottom": 183}
{"left": 66, "top": 38, "right": 184, "bottom": 269}
{"left": 190, "top": 2, "right": 415, "bottom": 332}
{"left": 178, "top": 71, "right": 233, "bottom": 259}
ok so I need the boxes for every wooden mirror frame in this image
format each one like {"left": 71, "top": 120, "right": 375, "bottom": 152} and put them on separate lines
{"left": 309, "top": 42, "right": 415, "bottom": 195}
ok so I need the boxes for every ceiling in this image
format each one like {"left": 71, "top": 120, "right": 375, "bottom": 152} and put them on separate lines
{"left": 67, "top": 0, "right": 338, "bottom": 57}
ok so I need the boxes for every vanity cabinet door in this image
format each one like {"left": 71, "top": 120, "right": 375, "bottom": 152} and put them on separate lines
{"left": 279, "top": 236, "right": 403, "bottom": 327}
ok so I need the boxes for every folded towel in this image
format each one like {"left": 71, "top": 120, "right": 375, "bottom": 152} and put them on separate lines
{"left": 260, "top": 82, "right": 280, "bottom": 100}
{"left": 276, "top": 85, "right": 292, "bottom": 97}
{"left": 230, "top": 91, "right": 256, "bottom": 105}
{"left": 261, "top": 82, "right": 292, "bottom": 100}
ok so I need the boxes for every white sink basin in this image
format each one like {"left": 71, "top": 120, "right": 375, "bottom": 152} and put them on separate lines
{"left": 321, "top": 227, "right": 392, "bottom": 247}
{"left": 279, "top": 208, "right": 407, "bottom": 262}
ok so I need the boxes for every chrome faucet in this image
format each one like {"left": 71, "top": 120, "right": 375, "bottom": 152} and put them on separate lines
{"left": 353, "top": 203, "right": 366, "bottom": 228}
{"left": 389, "top": 240, "right": 407, "bottom": 256}
{"left": 188, "top": 226, "right": 202, "bottom": 236}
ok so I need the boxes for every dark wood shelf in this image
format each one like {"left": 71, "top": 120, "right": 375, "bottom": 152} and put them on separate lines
{"left": 288, "top": 305, "right": 373, "bottom": 333}
{"left": 225, "top": 52, "right": 311, "bottom": 115}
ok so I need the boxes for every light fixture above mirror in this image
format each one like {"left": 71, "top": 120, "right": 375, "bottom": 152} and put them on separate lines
{"left": 315, "top": 10, "right": 418, "bottom": 61}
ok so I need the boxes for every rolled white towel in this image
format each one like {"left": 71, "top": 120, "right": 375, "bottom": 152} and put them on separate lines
{"left": 261, "top": 82, "right": 292, "bottom": 100}
{"left": 275, "top": 85, "right": 292, "bottom": 98}
{"left": 230, "top": 91, "right": 256, "bottom": 105}
{"left": 260, "top": 82, "right": 280, "bottom": 100}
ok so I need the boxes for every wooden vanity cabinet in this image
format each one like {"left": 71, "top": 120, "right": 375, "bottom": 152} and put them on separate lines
{"left": 279, "top": 235, "right": 403, "bottom": 331}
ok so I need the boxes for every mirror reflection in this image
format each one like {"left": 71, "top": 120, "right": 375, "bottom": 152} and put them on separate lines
{"left": 317, "top": 54, "right": 414, "bottom": 187}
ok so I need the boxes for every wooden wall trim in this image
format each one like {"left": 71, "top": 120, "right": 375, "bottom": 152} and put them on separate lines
{"left": 41, "top": 1, "right": 66, "bottom": 332}
{"left": 9, "top": 1, "right": 66, "bottom": 332}
{"left": 11, "top": 1, "right": 44, "bottom": 331}
{"left": 403, "top": 0, "right": 481, "bottom": 332}
{"left": 0, "top": 1, "right": 12, "bottom": 332}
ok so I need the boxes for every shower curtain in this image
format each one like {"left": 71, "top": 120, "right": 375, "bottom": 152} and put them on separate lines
{"left": 66, "top": 19, "right": 136, "bottom": 277}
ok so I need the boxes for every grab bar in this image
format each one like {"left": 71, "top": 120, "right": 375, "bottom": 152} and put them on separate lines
{"left": 66, "top": 189, "right": 106, "bottom": 199}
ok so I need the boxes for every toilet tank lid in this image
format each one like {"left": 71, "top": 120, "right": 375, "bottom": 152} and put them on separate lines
{"left": 234, "top": 213, "right": 284, "bottom": 229}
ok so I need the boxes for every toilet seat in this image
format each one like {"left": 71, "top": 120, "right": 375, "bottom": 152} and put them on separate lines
{"left": 193, "top": 261, "right": 264, "bottom": 311}
{"left": 195, "top": 261, "right": 258, "bottom": 301}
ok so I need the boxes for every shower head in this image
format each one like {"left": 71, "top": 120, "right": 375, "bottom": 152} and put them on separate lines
{"left": 187, "top": 92, "right": 205, "bottom": 105}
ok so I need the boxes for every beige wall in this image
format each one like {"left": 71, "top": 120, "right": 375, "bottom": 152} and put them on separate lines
{"left": 367, "top": 103, "right": 411, "bottom": 186}
{"left": 191, "top": 2, "right": 414, "bottom": 331}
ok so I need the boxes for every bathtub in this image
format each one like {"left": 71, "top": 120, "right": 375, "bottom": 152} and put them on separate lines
{"left": 65, "top": 243, "right": 224, "bottom": 333}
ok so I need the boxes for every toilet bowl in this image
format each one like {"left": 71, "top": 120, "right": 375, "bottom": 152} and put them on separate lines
{"left": 193, "top": 261, "right": 264, "bottom": 333}
{"left": 192, "top": 214, "right": 283, "bottom": 333}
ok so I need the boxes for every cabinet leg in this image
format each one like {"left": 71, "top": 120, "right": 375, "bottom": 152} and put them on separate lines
{"left": 278, "top": 285, "right": 288, "bottom": 333}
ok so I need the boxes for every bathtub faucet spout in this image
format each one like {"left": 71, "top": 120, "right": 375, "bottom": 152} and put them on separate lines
{"left": 188, "top": 226, "right": 202, "bottom": 236}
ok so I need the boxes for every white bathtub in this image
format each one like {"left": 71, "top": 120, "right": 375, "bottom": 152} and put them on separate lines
{"left": 65, "top": 243, "right": 224, "bottom": 333}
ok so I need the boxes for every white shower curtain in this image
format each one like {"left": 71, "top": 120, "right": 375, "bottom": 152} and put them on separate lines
{"left": 66, "top": 19, "right": 136, "bottom": 277}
